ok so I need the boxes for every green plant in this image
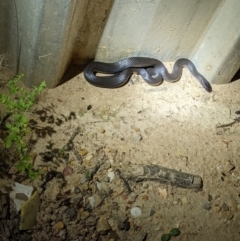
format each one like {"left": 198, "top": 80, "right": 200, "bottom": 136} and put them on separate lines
{"left": 17, "top": 155, "right": 43, "bottom": 180}
{"left": 85, "top": 170, "right": 90, "bottom": 180}
{"left": 60, "top": 147, "right": 65, "bottom": 155}
{"left": 161, "top": 228, "right": 181, "bottom": 241}
{"left": 0, "top": 73, "right": 46, "bottom": 180}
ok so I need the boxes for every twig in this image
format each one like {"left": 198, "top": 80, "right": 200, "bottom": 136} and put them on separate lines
{"left": 116, "top": 169, "right": 132, "bottom": 194}
{"left": 216, "top": 117, "right": 240, "bottom": 128}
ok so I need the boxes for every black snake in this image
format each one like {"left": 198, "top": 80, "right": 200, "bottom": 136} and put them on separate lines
{"left": 84, "top": 57, "right": 212, "bottom": 92}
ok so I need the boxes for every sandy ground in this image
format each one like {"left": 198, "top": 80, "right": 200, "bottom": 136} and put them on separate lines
{"left": 1, "top": 65, "right": 240, "bottom": 240}
{"left": 32, "top": 66, "right": 240, "bottom": 240}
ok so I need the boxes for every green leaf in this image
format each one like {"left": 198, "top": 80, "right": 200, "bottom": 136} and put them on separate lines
{"left": 161, "top": 234, "right": 170, "bottom": 241}
{"left": 1, "top": 74, "right": 46, "bottom": 181}
{"left": 17, "top": 161, "right": 28, "bottom": 173}
{"left": 5, "top": 138, "right": 12, "bottom": 148}
{"left": 20, "top": 115, "right": 28, "bottom": 123}
{"left": 169, "top": 228, "right": 181, "bottom": 236}
{"left": 28, "top": 170, "right": 37, "bottom": 180}
{"left": 0, "top": 94, "right": 8, "bottom": 104}
{"left": 22, "top": 147, "right": 28, "bottom": 154}
{"left": 13, "top": 113, "right": 21, "bottom": 120}
{"left": 22, "top": 155, "right": 30, "bottom": 162}
{"left": 5, "top": 123, "right": 12, "bottom": 129}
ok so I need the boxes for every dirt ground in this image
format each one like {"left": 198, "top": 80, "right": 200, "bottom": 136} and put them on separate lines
{"left": 1, "top": 65, "right": 240, "bottom": 241}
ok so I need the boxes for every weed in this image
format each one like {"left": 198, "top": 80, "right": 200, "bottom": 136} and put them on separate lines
{"left": 0, "top": 74, "right": 46, "bottom": 180}
{"left": 161, "top": 228, "right": 181, "bottom": 241}
{"left": 85, "top": 170, "right": 90, "bottom": 180}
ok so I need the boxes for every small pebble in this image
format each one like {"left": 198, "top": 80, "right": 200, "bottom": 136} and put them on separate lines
{"left": 96, "top": 217, "right": 111, "bottom": 234}
{"left": 78, "top": 149, "right": 88, "bottom": 156}
{"left": 63, "top": 166, "right": 73, "bottom": 176}
{"left": 88, "top": 196, "right": 95, "bottom": 208}
{"left": 99, "top": 127, "right": 105, "bottom": 134}
{"left": 141, "top": 194, "right": 149, "bottom": 201}
{"left": 135, "top": 134, "right": 142, "bottom": 141}
{"left": 85, "top": 153, "right": 93, "bottom": 161}
{"left": 131, "top": 207, "right": 142, "bottom": 217}
{"left": 202, "top": 201, "right": 211, "bottom": 210}
{"left": 107, "top": 171, "right": 115, "bottom": 182}
{"left": 103, "top": 176, "right": 110, "bottom": 182}
{"left": 181, "top": 197, "right": 188, "bottom": 204}
{"left": 221, "top": 203, "right": 229, "bottom": 211}
{"left": 158, "top": 188, "right": 168, "bottom": 199}
{"left": 79, "top": 210, "right": 90, "bottom": 220}
{"left": 54, "top": 221, "right": 64, "bottom": 230}
{"left": 142, "top": 183, "right": 149, "bottom": 189}
{"left": 149, "top": 209, "right": 155, "bottom": 217}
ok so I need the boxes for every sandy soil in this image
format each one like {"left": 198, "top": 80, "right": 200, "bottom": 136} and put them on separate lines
{"left": 1, "top": 65, "right": 240, "bottom": 240}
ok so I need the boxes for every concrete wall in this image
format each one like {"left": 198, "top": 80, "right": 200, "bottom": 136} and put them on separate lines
{"left": 0, "top": 0, "right": 239, "bottom": 87}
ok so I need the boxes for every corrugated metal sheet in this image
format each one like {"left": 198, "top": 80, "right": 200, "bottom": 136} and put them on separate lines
{"left": 0, "top": 0, "right": 239, "bottom": 87}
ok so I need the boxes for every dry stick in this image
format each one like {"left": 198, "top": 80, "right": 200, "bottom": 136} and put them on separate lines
{"left": 115, "top": 169, "right": 132, "bottom": 194}
{"left": 87, "top": 161, "right": 102, "bottom": 181}
{"left": 61, "top": 127, "right": 83, "bottom": 163}
{"left": 216, "top": 117, "right": 240, "bottom": 128}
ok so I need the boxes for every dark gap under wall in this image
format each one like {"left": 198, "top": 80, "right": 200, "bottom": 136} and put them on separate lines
{"left": 231, "top": 68, "right": 240, "bottom": 82}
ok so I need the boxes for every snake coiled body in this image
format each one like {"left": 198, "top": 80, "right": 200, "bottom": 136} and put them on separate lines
{"left": 84, "top": 57, "right": 212, "bottom": 92}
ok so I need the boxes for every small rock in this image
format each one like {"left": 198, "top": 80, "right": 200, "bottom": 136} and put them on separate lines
{"left": 173, "top": 200, "right": 179, "bottom": 205}
{"left": 220, "top": 211, "right": 234, "bottom": 220}
{"left": 181, "top": 197, "right": 188, "bottom": 204}
{"left": 19, "top": 191, "right": 40, "bottom": 230}
{"left": 80, "top": 176, "right": 87, "bottom": 184}
{"left": 80, "top": 210, "right": 90, "bottom": 220}
{"left": 63, "top": 166, "right": 73, "bottom": 176}
{"left": 116, "top": 212, "right": 128, "bottom": 223}
{"left": 88, "top": 196, "right": 95, "bottom": 208}
{"left": 53, "top": 221, "right": 65, "bottom": 236}
{"left": 202, "top": 201, "right": 211, "bottom": 210}
{"left": 141, "top": 194, "right": 149, "bottom": 201}
{"left": 54, "top": 221, "right": 64, "bottom": 230}
{"left": 149, "top": 209, "right": 155, "bottom": 217}
{"left": 158, "top": 188, "right": 168, "bottom": 199}
{"left": 74, "top": 187, "right": 81, "bottom": 194}
{"left": 64, "top": 207, "right": 77, "bottom": 221}
{"left": 103, "top": 176, "right": 110, "bottom": 182}
{"left": 103, "top": 161, "right": 111, "bottom": 169}
{"left": 238, "top": 203, "right": 240, "bottom": 210}
{"left": 93, "top": 194, "right": 103, "bottom": 207}
{"left": 213, "top": 205, "right": 221, "bottom": 214}
{"left": 81, "top": 182, "right": 89, "bottom": 191}
{"left": 127, "top": 193, "right": 138, "bottom": 204}
{"left": 57, "top": 229, "right": 66, "bottom": 237}
{"left": 107, "top": 172, "right": 115, "bottom": 182}
{"left": 95, "top": 181, "right": 111, "bottom": 195}
{"left": 130, "top": 207, "right": 142, "bottom": 217}
{"left": 78, "top": 149, "right": 88, "bottom": 156}
{"left": 88, "top": 194, "right": 103, "bottom": 208}
{"left": 135, "top": 134, "right": 142, "bottom": 141}
{"left": 118, "top": 219, "right": 130, "bottom": 231}
{"left": 99, "top": 127, "right": 105, "bottom": 134}
{"left": 85, "top": 216, "right": 97, "bottom": 226}
{"left": 85, "top": 153, "right": 93, "bottom": 161}
{"left": 142, "top": 183, "right": 149, "bottom": 189}
{"left": 222, "top": 161, "right": 235, "bottom": 173}
{"left": 221, "top": 203, "right": 229, "bottom": 211}
{"left": 208, "top": 194, "right": 213, "bottom": 202}
{"left": 96, "top": 217, "right": 111, "bottom": 234}
{"left": 113, "top": 188, "right": 125, "bottom": 197}
{"left": 133, "top": 126, "right": 140, "bottom": 132}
